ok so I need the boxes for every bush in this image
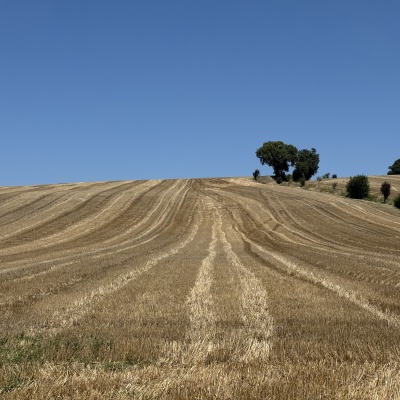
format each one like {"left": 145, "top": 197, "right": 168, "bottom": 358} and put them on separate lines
{"left": 394, "top": 194, "right": 400, "bottom": 209}
{"left": 332, "top": 174, "right": 337, "bottom": 179}
{"left": 253, "top": 169, "right": 260, "bottom": 181}
{"left": 380, "top": 181, "right": 391, "bottom": 203}
{"left": 346, "top": 175, "right": 370, "bottom": 199}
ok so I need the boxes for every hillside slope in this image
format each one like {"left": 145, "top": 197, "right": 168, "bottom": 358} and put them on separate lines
{"left": 1, "top": 177, "right": 400, "bottom": 399}
{"left": 314, "top": 174, "right": 400, "bottom": 201}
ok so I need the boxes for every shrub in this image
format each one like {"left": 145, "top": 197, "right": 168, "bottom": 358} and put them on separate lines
{"left": 394, "top": 194, "right": 400, "bottom": 209}
{"left": 380, "top": 181, "right": 391, "bottom": 203}
{"left": 346, "top": 175, "right": 370, "bottom": 199}
{"left": 253, "top": 169, "right": 260, "bottom": 181}
{"left": 299, "top": 177, "right": 306, "bottom": 187}
{"left": 332, "top": 174, "right": 337, "bottom": 179}
{"left": 322, "top": 173, "right": 330, "bottom": 179}
{"left": 332, "top": 182, "right": 337, "bottom": 191}
{"left": 367, "top": 194, "right": 379, "bottom": 202}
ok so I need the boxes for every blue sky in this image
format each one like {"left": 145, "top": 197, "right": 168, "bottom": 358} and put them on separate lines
{"left": 1, "top": 1, "right": 399, "bottom": 186}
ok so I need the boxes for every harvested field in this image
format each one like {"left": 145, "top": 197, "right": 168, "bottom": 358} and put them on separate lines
{"left": 1, "top": 176, "right": 400, "bottom": 399}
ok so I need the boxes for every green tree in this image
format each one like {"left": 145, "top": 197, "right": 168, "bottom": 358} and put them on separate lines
{"left": 292, "top": 148, "right": 320, "bottom": 181}
{"left": 255, "top": 141, "right": 298, "bottom": 181}
{"left": 388, "top": 159, "right": 400, "bottom": 175}
{"left": 380, "top": 181, "right": 391, "bottom": 203}
{"left": 346, "top": 175, "right": 370, "bottom": 199}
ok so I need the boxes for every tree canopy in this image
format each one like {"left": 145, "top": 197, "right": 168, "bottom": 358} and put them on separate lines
{"left": 255, "top": 141, "right": 298, "bottom": 180}
{"left": 293, "top": 148, "right": 320, "bottom": 181}
{"left": 388, "top": 159, "right": 400, "bottom": 175}
{"left": 255, "top": 141, "right": 319, "bottom": 182}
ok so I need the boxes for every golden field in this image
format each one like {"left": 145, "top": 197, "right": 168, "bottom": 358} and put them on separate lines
{"left": 1, "top": 176, "right": 400, "bottom": 399}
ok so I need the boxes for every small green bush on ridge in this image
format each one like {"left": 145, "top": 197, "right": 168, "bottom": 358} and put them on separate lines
{"left": 346, "top": 175, "right": 370, "bottom": 199}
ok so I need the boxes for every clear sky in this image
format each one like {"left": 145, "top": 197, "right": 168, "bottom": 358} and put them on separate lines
{"left": 1, "top": 1, "right": 399, "bottom": 186}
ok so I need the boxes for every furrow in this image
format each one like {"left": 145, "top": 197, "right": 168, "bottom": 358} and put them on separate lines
{"left": 0, "top": 182, "right": 110, "bottom": 230}
{"left": 0, "top": 190, "right": 85, "bottom": 237}
{"left": 245, "top": 236, "right": 400, "bottom": 328}
{"left": 127, "top": 195, "right": 274, "bottom": 399}
{"left": 299, "top": 198, "right": 400, "bottom": 249}
{"left": 333, "top": 197, "right": 400, "bottom": 229}
{"left": 219, "top": 219, "right": 273, "bottom": 363}
{"left": 0, "top": 186, "right": 72, "bottom": 222}
{"left": 28, "top": 195, "right": 202, "bottom": 336}
{"left": 87, "top": 179, "right": 190, "bottom": 257}
{"left": 7, "top": 180, "right": 159, "bottom": 250}
{"left": 0, "top": 181, "right": 169, "bottom": 265}
{"left": 259, "top": 190, "right": 400, "bottom": 263}
{"left": 0, "top": 181, "right": 140, "bottom": 251}
{"left": 182, "top": 206, "right": 219, "bottom": 364}
{"left": 0, "top": 181, "right": 191, "bottom": 295}
{"left": 0, "top": 181, "right": 197, "bottom": 315}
